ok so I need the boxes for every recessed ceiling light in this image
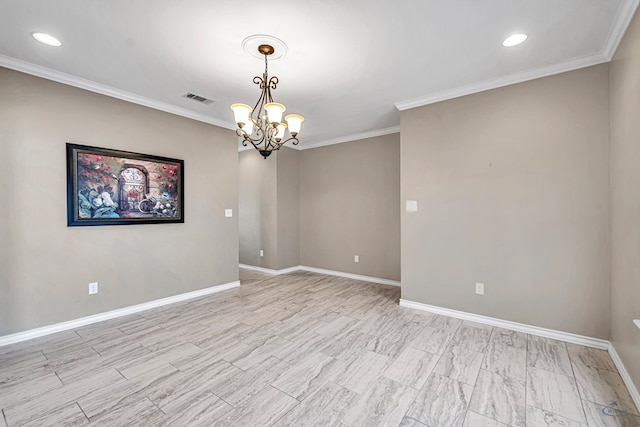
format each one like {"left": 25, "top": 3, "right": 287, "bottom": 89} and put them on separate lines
{"left": 502, "top": 33, "right": 527, "bottom": 47}
{"left": 31, "top": 32, "right": 62, "bottom": 47}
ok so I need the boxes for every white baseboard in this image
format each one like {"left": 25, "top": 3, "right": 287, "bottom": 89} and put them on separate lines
{"left": 239, "top": 264, "right": 300, "bottom": 275}
{"left": 608, "top": 343, "right": 640, "bottom": 413}
{"left": 400, "top": 298, "right": 640, "bottom": 413}
{"left": 0, "top": 281, "right": 240, "bottom": 347}
{"left": 239, "top": 264, "right": 400, "bottom": 287}
{"left": 399, "top": 298, "right": 609, "bottom": 350}
{"left": 299, "top": 266, "right": 400, "bottom": 287}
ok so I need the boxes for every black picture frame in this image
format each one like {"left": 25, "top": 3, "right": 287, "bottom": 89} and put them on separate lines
{"left": 66, "top": 143, "right": 184, "bottom": 226}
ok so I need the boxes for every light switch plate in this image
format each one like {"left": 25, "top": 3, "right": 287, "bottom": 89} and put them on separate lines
{"left": 406, "top": 200, "right": 418, "bottom": 213}
{"left": 225, "top": 209, "right": 233, "bottom": 217}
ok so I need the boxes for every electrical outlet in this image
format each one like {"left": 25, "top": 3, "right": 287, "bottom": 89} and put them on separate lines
{"left": 259, "top": 250, "right": 264, "bottom": 257}
{"left": 634, "top": 319, "right": 640, "bottom": 330}
{"left": 475, "top": 282, "right": 484, "bottom": 295}
{"left": 88, "top": 282, "right": 99, "bottom": 295}
{"left": 354, "top": 255, "right": 359, "bottom": 263}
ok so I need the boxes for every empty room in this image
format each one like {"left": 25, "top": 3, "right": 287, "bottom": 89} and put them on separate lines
{"left": 1, "top": 1, "right": 639, "bottom": 426}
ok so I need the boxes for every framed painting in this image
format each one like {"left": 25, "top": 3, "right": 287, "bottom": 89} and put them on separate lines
{"left": 66, "top": 143, "right": 184, "bottom": 226}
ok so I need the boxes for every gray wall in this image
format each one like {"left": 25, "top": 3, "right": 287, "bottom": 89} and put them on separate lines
{"left": 299, "top": 134, "right": 401, "bottom": 281}
{"left": 277, "top": 147, "right": 300, "bottom": 269}
{"left": 0, "top": 67, "right": 239, "bottom": 335}
{"left": 238, "top": 147, "right": 299, "bottom": 270}
{"left": 610, "top": 9, "right": 640, "bottom": 388}
{"left": 400, "top": 64, "right": 611, "bottom": 339}
{"left": 238, "top": 149, "right": 278, "bottom": 269}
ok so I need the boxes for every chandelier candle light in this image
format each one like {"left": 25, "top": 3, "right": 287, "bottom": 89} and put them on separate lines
{"left": 231, "top": 43, "right": 304, "bottom": 159}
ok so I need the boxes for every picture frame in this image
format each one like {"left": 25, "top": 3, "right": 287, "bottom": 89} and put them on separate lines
{"left": 66, "top": 143, "right": 184, "bottom": 226}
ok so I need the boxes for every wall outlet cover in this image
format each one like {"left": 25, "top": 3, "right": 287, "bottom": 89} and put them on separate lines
{"left": 354, "top": 255, "right": 359, "bottom": 263}
{"left": 224, "top": 209, "right": 233, "bottom": 217}
{"left": 475, "top": 282, "right": 484, "bottom": 295}
{"left": 88, "top": 282, "right": 98, "bottom": 295}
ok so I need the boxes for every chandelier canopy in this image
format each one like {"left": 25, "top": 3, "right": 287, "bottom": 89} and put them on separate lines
{"left": 231, "top": 43, "right": 304, "bottom": 159}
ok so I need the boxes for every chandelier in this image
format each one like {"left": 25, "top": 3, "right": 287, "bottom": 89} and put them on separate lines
{"left": 231, "top": 43, "right": 304, "bottom": 159}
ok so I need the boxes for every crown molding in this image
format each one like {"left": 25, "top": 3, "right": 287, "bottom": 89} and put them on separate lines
{"left": 394, "top": 0, "right": 640, "bottom": 113}
{"left": 603, "top": 0, "right": 640, "bottom": 60}
{"left": 394, "top": 52, "right": 609, "bottom": 111}
{"left": 237, "top": 126, "right": 401, "bottom": 153}
{"left": 0, "top": 55, "right": 236, "bottom": 130}
{"left": 297, "top": 126, "right": 401, "bottom": 151}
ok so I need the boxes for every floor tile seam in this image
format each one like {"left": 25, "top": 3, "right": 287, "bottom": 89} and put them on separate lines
{"left": 402, "top": 414, "right": 424, "bottom": 426}
{"left": 464, "top": 353, "right": 486, "bottom": 388}
{"left": 525, "top": 401, "right": 587, "bottom": 425}
{"left": 265, "top": 385, "right": 303, "bottom": 425}
{"left": 145, "top": 395, "right": 167, "bottom": 417}
{"left": 477, "top": 367, "right": 527, "bottom": 384}
{"left": 567, "top": 357, "right": 592, "bottom": 423}
{"left": 86, "top": 395, "right": 155, "bottom": 423}
{"left": 40, "top": 343, "right": 90, "bottom": 359}
{"left": 382, "top": 373, "right": 426, "bottom": 397}
{"left": 405, "top": 343, "right": 445, "bottom": 359}
{"left": 569, "top": 359, "right": 624, "bottom": 376}
{"left": 526, "top": 363, "right": 576, "bottom": 379}
{"left": 527, "top": 362, "right": 588, "bottom": 422}
{"left": 465, "top": 369, "right": 502, "bottom": 425}
{"left": 75, "top": 401, "right": 91, "bottom": 423}
{"left": 216, "top": 384, "right": 269, "bottom": 411}
{"left": 72, "top": 383, "right": 131, "bottom": 416}
{"left": 4, "top": 394, "right": 84, "bottom": 425}
{"left": 52, "top": 371, "right": 67, "bottom": 387}
{"left": 269, "top": 381, "right": 303, "bottom": 403}
{"left": 0, "top": 362, "right": 52, "bottom": 382}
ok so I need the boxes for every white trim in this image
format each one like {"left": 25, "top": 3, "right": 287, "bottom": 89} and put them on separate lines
{"left": 0, "top": 55, "right": 236, "bottom": 131}
{"left": 297, "top": 126, "right": 401, "bottom": 151}
{"left": 603, "top": 0, "right": 640, "bottom": 60}
{"left": 299, "top": 266, "right": 400, "bottom": 287}
{"left": 394, "top": 53, "right": 608, "bottom": 111}
{"left": 237, "top": 126, "right": 402, "bottom": 153}
{"left": 399, "top": 298, "right": 609, "bottom": 350}
{"left": 238, "top": 263, "right": 400, "bottom": 286}
{"left": 608, "top": 343, "right": 640, "bottom": 413}
{"left": 239, "top": 264, "right": 301, "bottom": 275}
{"left": 0, "top": 281, "right": 240, "bottom": 347}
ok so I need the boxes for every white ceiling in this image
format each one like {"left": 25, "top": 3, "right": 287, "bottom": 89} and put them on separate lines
{"left": 0, "top": 0, "right": 638, "bottom": 148}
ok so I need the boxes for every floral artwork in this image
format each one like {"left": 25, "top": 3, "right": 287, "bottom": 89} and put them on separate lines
{"left": 67, "top": 144, "right": 184, "bottom": 226}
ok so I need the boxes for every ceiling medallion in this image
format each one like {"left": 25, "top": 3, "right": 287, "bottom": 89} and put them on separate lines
{"left": 231, "top": 36, "right": 303, "bottom": 159}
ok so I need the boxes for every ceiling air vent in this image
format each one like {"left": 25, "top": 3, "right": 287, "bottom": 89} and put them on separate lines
{"left": 182, "top": 92, "right": 215, "bottom": 105}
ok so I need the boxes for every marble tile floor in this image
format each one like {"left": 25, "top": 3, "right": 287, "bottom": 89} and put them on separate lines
{"left": 0, "top": 268, "right": 638, "bottom": 426}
